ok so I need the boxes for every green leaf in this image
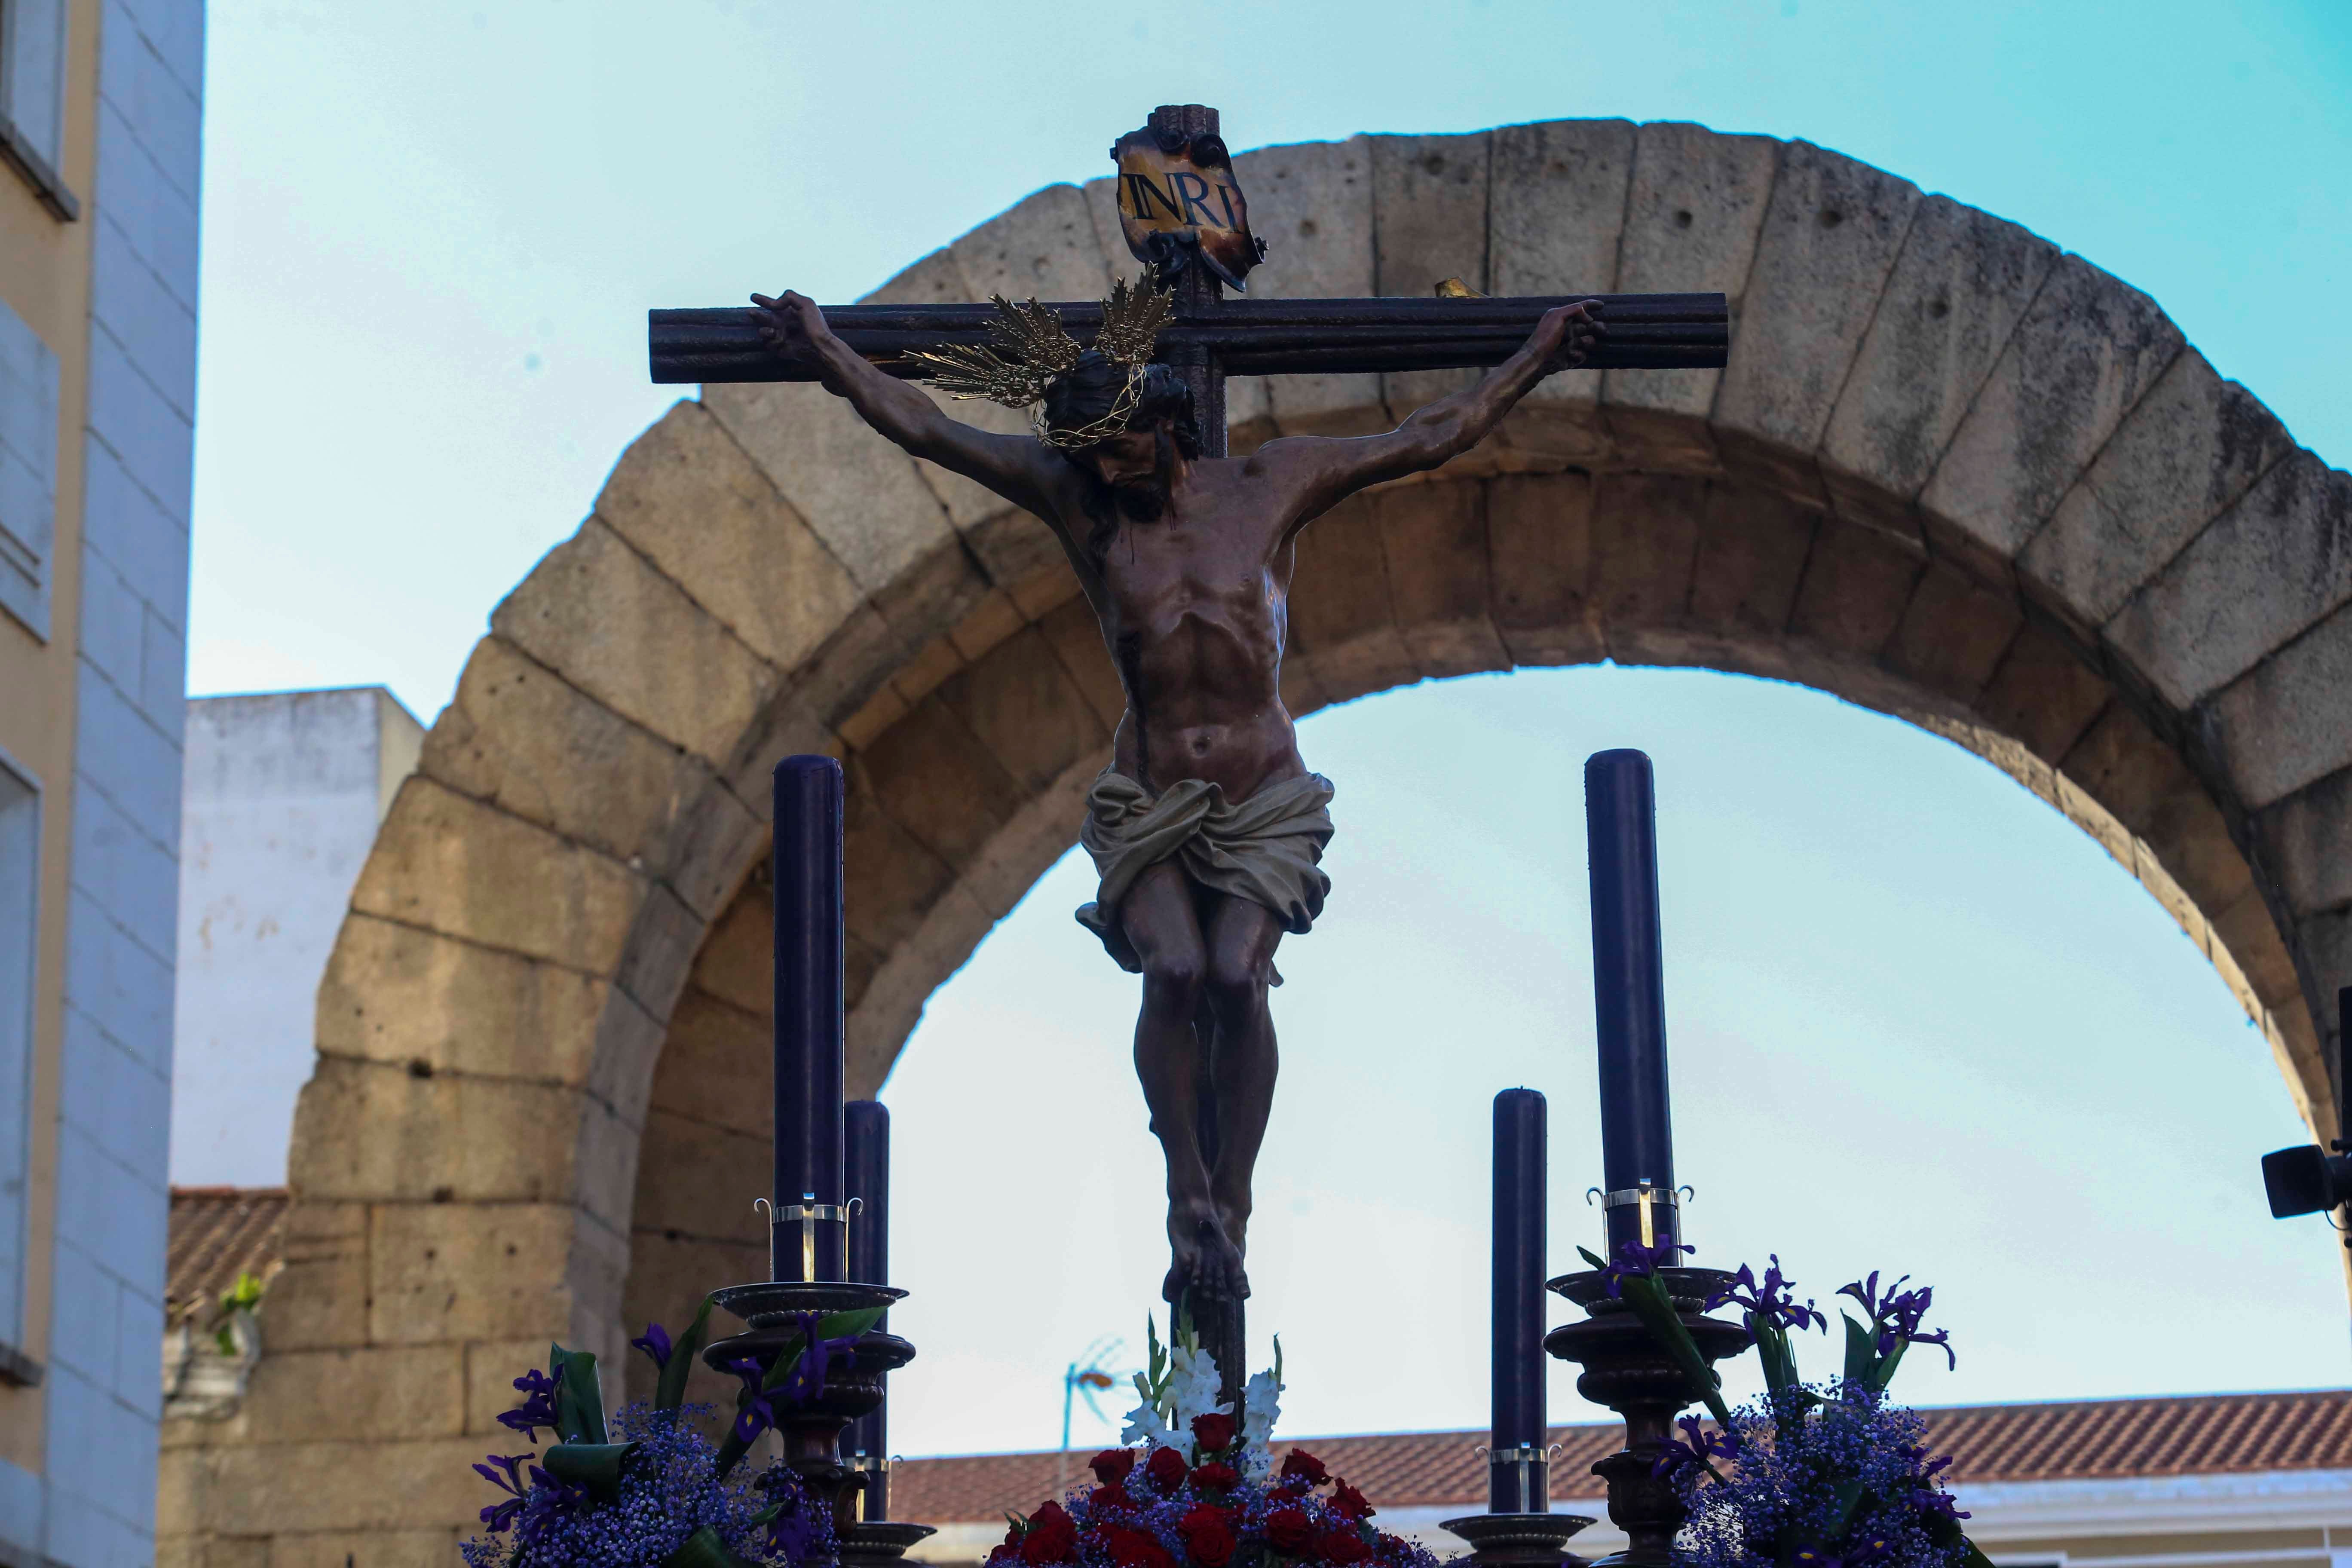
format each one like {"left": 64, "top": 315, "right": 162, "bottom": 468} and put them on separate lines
{"left": 662, "top": 1524, "right": 763, "bottom": 1568}
{"left": 543, "top": 1442, "right": 639, "bottom": 1499}
{"left": 1959, "top": 1539, "right": 1998, "bottom": 1568}
{"left": 756, "top": 1307, "right": 885, "bottom": 1393}
{"left": 1620, "top": 1273, "right": 1731, "bottom": 1426}
{"left": 1755, "top": 1325, "right": 1796, "bottom": 1396}
{"left": 548, "top": 1346, "right": 609, "bottom": 1446}
{"left": 1868, "top": 1335, "right": 1910, "bottom": 1393}
{"left": 1840, "top": 1315, "right": 1875, "bottom": 1387}
{"left": 1576, "top": 1246, "right": 1608, "bottom": 1272}
{"left": 656, "top": 1297, "right": 717, "bottom": 1413}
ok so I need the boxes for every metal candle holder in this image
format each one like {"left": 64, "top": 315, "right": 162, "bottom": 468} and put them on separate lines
{"left": 1543, "top": 1268, "right": 1750, "bottom": 1567}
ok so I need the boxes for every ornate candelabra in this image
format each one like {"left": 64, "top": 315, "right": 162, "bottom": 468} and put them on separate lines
{"left": 1542, "top": 1268, "right": 1748, "bottom": 1566}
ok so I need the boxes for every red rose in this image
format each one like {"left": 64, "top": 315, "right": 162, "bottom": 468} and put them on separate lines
{"left": 1182, "top": 1518, "right": 1236, "bottom": 1568}
{"left": 1374, "top": 1535, "right": 1408, "bottom": 1557}
{"left": 1021, "top": 1502, "right": 1078, "bottom": 1564}
{"left": 1280, "top": 1451, "right": 1331, "bottom": 1486}
{"left": 1146, "top": 1446, "right": 1190, "bottom": 1491}
{"left": 1265, "top": 1508, "right": 1315, "bottom": 1553}
{"left": 1190, "top": 1412, "right": 1237, "bottom": 1453}
{"left": 1190, "top": 1461, "right": 1239, "bottom": 1491}
{"left": 1093, "top": 1479, "right": 1132, "bottom": 1514}
{"left": 1318, "top": 1529, "right": 1371, "bottom": 1565}
{"left": 1091, "top": 1449, "right": 1139, "bottom": 1485}
{"left": 1101, "top": 1525, "right": 1174, "bottom": 1568}
{"left": 1330, "top": 1480, "right": 1374, "bottom": 1521}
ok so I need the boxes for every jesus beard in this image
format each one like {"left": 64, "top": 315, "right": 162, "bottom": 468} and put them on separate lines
{"left": 1109, "top": 423, "right": 1179, "bottom": 521}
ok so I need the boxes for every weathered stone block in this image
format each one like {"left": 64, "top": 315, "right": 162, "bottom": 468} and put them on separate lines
{"left": 1289, "top": 494, "right": 1418, "bottom": 698}
{"left": 842, "top": 757, "right": 959, "bottom": 955}
{"left": 259, "top": 1202, "right": 368, "bottom": 1353}
{"left": 1819, "top": 196, "right": 2057, "bottom": 524}
{"left": 847, "top": 883, "right": 998, "bottom": 1096}
{"left": 350, "top": 779, "right": 643, "bottom": 975}
{"left": 649, "top": 986, "right": 772, "bottom": 1140}
{"left": 861, "top": 694, "right": 1025, "bottom": 873}
{"left": 1918, "top": 253, "right": 2181, "bottom": 557}
{"left": 2211, "top": 884, "right": 2303, "bottom": 1012}
{"left": 492, "top": 518, "right": 778, "bottom": 765}
{"left": 1883, "top": 562, "right": 2023, "bottom": 706}
{"left": 596, "top": 402, "right": 867, "bottom": 672}
{"left": 619, "top": 1230, "right": 763, "bottom": 1410}
{"left": 2055, "top": 705, "right": 2243, "bottom": 930}
{"left": 197, "top": 1436, "right": 499, "bottom": 1534}
{"left": 867, "top": 532, "right": 997, "bottom": 661}
{"left": 1488, "top": 118, "right": 1634, "bottom": 462}
{"left": 1373, "top": 131, "right": 1493, "bottom": 416}
{"left": 960, "top": 757, "right": 1094, "bottom": 920}
{"left": 2207, "top": 599, "right": 2352, "bottom": 809}
{"left": 939, "top": 625, "right": 1112, "bottom": 793}
{"left": 367, "top": 1203, "right": 582, "bottom": 1347}
{"left": 1487, "top": 471, "right": 1599, "bottom": 667}
{"left": 270, "top": 1529, "right": 461, "bottom": 1568}
{"left": 1375, "top": 480, "right": 1506, "bottom": 678}
{"left": 1715, "top": 141, "right": 1923, "bottom": 505}
{"left": 424, "top": 637, "right": 708, "bottom": 887}
{"left": 632, "top": 1107, "right": 766, "bottom": 1244}
{"left": 461, "top": 1336, "right": 555, "bottom": 1435}
{"left": 949, "top": 588, "right": 1028, "bottom": 663}
{"left": 890, "top": 633, "right": 967, "bottom": 709}
{"left": 1969, "top": 623, "right": 2112, "bottom": 765}
{"left": 2018, "top": 348, "right": 2295, "bottom": 626}
{"left": 1788, "top": 519, "right": 1920, "bottom": 658}
{"left": 952, "top": 182, "right": 1116, "bottom": 303}
{"left": 1686, "top": 484, "right": 1816, "bottom": 643}
{"left": 1234, "top": 137, "right": 1384, "bottom": 436}
{"left": 2106, "top": 448, "right": 2352, "bottom": 710}
{"left": 242, "top": 1345, "right": 465, "bottom": 1443}
{"left": 2258, "top": 768, "right": 2352, "bottom": 917}
{"left": 291, "top": 1057, "right": 584, "bottom": 1207}
{"left": 315, "top": 914, "right": 606, "bottom": 1086}
{"left": 686, "top": 886, "right": 772, "bottom": 1019}
{"left": 1599, "top": 122, "right": 1778, "bottom": 468}
{"left": 610, "top": 879, "right": 708, "bottom": 1042}
{"left": 705, "top": 380, "right": 957, "bottom": 593}
{"left": 1591, "top": 472, "right": 1706, "bottom": 643}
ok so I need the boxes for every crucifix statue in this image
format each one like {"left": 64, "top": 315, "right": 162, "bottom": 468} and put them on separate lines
{"left": 651, "top": 104, "right": 1726, "bottom": 1387}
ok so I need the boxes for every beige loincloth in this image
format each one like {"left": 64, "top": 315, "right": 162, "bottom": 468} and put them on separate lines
{"left": 1074, "top": 769, "right": 1336, "bottom": 974}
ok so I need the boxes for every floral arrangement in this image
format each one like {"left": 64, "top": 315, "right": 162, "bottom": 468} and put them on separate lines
{"left": 1587, "top": 1242, "right": 1993, "bottom": 1568}
{"left": 989, "top": 1317, "right": 1436, "bottom": 1568}
{"left": 460, "top": 1296, "right": 879, "bottom": 1568}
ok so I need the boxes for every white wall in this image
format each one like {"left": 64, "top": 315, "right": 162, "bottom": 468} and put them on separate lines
{"left": 169, "top": 687, "right": 417, "bottom": 1188}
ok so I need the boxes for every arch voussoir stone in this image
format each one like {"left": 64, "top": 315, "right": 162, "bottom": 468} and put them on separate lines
{"left": 165, "top": 117, "right": 2352, "bottom": 1568}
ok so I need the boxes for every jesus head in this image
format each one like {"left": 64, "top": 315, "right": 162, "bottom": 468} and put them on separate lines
{"left": 1044, "top": 352, "right": 1200, "bottom": 521}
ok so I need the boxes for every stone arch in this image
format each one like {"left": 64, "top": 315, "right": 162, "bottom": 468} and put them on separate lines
{"left": 160, "top": 121, "right": 2352, "bottom": 1561}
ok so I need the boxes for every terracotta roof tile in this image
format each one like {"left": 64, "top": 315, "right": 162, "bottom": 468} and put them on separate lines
{"left": 892, "top": 1390, "right": 2352, "bottom": 1525}
{"left": 166, "top": 1186, "right": 288, "bottom": 1325}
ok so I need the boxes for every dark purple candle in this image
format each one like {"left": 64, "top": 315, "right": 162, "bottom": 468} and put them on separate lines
{"left": 773, "top": 756, "right": 846, "bottom": 1283}
{"left": 845, "top": 1099, "right": 891, "bottom": 1519}
{"left": 1585, "top": 750, "right": 1678, "bottom": 1257}
{"left": 1491, "top": 1088, "right": 1549, "bottom": 1514}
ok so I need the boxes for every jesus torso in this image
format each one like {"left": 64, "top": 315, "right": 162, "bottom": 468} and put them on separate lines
{"left": 1046, "top": 454, "right": 1310, "bottom": 806}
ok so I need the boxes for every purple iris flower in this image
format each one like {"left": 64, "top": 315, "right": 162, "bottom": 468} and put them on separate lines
{"left": 725, "top": 1355, "right": 787, "bottom": 1443}
{"left": 777, "top": 1311, "right": 865, "bottom": 1403}
{"left": 1652, "top": 1413, "right": 1742, "bottom": 1477}
{"left": 1601, "top": 1238, "right": 1696, "bottom": 1298}
{"left": 1708, "top": 1255, "right": 1826, "bottom": 1334}
{"left": 1840, "top": 1272, "right": 1957, "bottom": 1369}
{"left": 471, "top": 1453, "right": 533, "bottom": 1534}
{"left": 631, "top": 1323, "right": 674, "bottom": 1370}
{"left": 1916, "top": 1486, "right": 1970, "bottom": 1525}
{"left": 497, "top": 1368, "right": 561, "bottom": 1442}
{"left": 514, "top": 1464, "right": 588, "bottom": 1547}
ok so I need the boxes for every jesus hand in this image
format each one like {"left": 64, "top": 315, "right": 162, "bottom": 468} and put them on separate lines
{"left": 1532, "top": 299, "right": 1607, "bottom": 370}
{"left": 747, "top": 289, "right": 833, "bottom": 367}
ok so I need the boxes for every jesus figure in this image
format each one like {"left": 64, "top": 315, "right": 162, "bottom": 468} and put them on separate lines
{"left": 749, "top": 280, "right": 1602, "bottom": 1305}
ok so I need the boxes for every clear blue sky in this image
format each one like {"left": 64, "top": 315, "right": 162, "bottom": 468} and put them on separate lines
{"left": 187, "top": 2, "right": 2351, "bottom": 1452}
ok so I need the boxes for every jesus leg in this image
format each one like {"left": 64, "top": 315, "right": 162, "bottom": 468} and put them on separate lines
{"left": 1201, "top": 894, "right": 1285, "bottom": 1290}
{"left": 1119, "top": 863, "right": 1246, "bottom": 1304}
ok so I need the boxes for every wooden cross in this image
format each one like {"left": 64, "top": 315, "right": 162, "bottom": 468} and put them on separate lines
{"left": 649, "top": 104, "right": 1727, "bottom": 462}
{"left": 644, "top": 103, "right": 1728, "bottom": 1407}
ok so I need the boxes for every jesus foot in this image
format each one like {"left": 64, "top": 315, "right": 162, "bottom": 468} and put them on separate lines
{"left": 1163, "top": 1201, "right": 1250, "bottom": 1304}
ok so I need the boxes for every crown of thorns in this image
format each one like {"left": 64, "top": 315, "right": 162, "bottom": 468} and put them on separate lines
{"left": 903, "top": 272, "right": 1175, "bottom": 449}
